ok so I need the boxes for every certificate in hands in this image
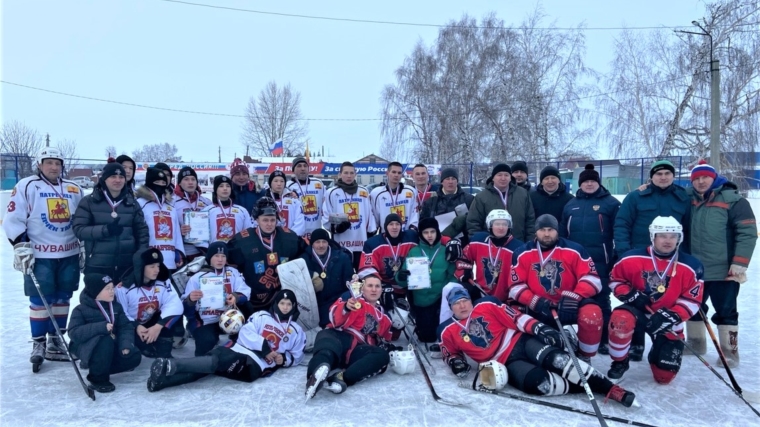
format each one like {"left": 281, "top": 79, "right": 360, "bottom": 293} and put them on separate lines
{"left": 406, "top": 257, "right": 432, "bottom": 290}
{"left": 199, "top": 277, "right": 225, "bottom": 310}
{"left": 184, "top": 211, "right": 210, "bottom": 244}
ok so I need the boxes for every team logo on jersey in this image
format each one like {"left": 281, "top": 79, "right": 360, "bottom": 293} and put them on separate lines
{"left": 533, "top": 260, "right": 565, "bottom": 295}
{"left": 390, "top": 205, "right": 406, "bottom": 224}
{"left": 46, "top": 198, "right": 70, "bottom": 223}
{"left": 464, "top": 316, "right": 493, "bottom": 348}
{"left": 383, "top": 257, "right": 402, "bottom": 276}
{"left": 154, "top": 213, "right": 173, "bottom": 240}
{"left": 641, "top": 271, "right": 668, "bottom": 302}
{"left": 314, "top": 182, "right": 322, "bottom": 189}
{"left": 137, "top": 300, "right": 157, "bottom": 324}
{"left": 359, "top": 190, "right": 368, "bottom": 197}
{"left": 344, "top": 202, "right": 360, "bottom": 223}
{"left": 301, "top": 195, "right": 318, "bottom": 215}
{"left": 66, "top": 185, "right": 79, "bottom": 194}
{"left": 217, "top": 217, "right": 236, "bottom": 241}
{"left": 361, "top": 313, "right": 378, "bottom": 336}
{"left": 480, "top": 258, "right": 502, "bottom": 289}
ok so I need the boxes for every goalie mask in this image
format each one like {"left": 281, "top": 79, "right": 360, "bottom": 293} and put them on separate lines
{"left": 478, "top": 360, "right": 508, "bottom": 391}
{"left": 389, "top": 344, "right": 416, "bottom": 375}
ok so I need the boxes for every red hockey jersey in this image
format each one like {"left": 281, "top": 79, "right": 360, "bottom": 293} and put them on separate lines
{"left": 328, "top": 296, "right": 392, "bottom": 355}
{"left": 359, "top": 230, "right": 418, "bottom": 286}
{"left": 455, "top": 231, "right": 524, "bottom": 300}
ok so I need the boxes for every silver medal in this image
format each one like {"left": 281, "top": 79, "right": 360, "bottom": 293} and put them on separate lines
{"left": 111, "top": 211, "right": 118, "bottom": 219}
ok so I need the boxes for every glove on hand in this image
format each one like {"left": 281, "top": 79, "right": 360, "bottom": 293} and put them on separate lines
{"left": 13, "top": 242, "right": 35, "bottom": 275}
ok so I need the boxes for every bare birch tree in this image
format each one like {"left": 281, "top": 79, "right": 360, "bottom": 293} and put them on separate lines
{"left": 241, "top": 81, "right": 309, "bottom": 157}
{"left": 0, "top": 120, "right": 44, "bottom": 179}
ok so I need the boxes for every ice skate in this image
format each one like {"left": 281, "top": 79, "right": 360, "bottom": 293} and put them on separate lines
{"left": 45, "top": 335, "right": 75, "bottom": 362}
{"left": 323, "top": 369, "right": 347, "bottom": 394}
{"left": 305, "top": 364, "right": 330, "bottom": 401}
{"left": 606, "top": 384, "right": 639, "bottom": 408}
{"left": 628, "top": 345, "right": 644, "bottom": 362}
{"left": 607, "top": 358, "right": 629, "bottom": 383}
{"left": 30, "top": 340, "right": 45, "bottom": 373}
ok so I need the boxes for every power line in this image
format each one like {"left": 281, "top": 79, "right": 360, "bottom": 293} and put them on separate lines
{"left": 158, "top": 0, "right": 692, "bottom": 31}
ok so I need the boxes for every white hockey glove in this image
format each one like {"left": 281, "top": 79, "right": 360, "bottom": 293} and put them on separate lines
{"left": 726, "top": 264, "right": 748, "bottom": 284}
{"left": 13, "top": 242, "right": 35, "bottom": 275}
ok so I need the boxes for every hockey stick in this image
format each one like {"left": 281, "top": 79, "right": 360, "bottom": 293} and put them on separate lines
{"left": 393, "top": 307, "right": 436, "bottom": 375}
{"left": 647, "top": 308, "right": 760, "bottom": 416}
{"left": 409, "top": 343, "right": 466, "bottom": 407}
{"left": 698, "top": 308, "right": 760, "bottom": 405}
{"left": 29, "top": 272, "right": 96, "bottom": 401}
{"left": 551, "top": 309, "right": 609, "bottom": 427}
{"left": 458, "top": 382, "right": 658, "bottom": 427}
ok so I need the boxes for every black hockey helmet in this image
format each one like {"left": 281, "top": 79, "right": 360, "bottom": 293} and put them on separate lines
{"left": 254, "top": 197, "right": 279, "bottom": 219}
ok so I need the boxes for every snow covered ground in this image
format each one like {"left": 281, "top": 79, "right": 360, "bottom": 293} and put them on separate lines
{"left": 1, "top": 223, "right": 758, "bottom": 426}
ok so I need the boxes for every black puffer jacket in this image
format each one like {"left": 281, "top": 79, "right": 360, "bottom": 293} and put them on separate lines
{"left": 300, "top": 241, "right": 355, "bottom": 328}
{"left": 68, "top": 292, "right": 137, "bottom": 363}
{"left": 72, "top": 184, "right": 150, "bottom": 279}
{"left": 530, "top": 182, "right": 574, "bottom": 223}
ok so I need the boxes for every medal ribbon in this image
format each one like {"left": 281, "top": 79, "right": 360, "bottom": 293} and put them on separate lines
{"left": 96, "top": 300, "right": 115, "bottom": 324}
{"left": 487, "top": 239, "right": 504, "bottom": 273}
{"left": 256, "top": 227, "right": 276, "bottom": 252}
{"left": 312, "top": 246, "right": 332, "bottom": 273}
{"left": 419, "top": 245, "right": 442, "bottom": 267}
{"left": 102, "top": 190, "right": 124, "bottom": 215}
{"left": 416, "top": 184, "right": 430, "bottom": 206}
{"left": 384, "top": 236, "right": 401, "bottom": 266}
{"left": 497, "top": 188, "right": 508, "bottom": 209}
{"left": 536, "top": 242, "right": 558, "bottom": 271}
{"left": 650, "top": 248, "right": 678, "bottom": 284}
{"left": 388, "top": 185, "right": 400, "bottom": 209}
{"left": 273, "top": 312, "right": 293, "bottom": 338}
{"left": 453, "top": 310, "right": 474, "bottom": 336}
{"left": 147, "top": 188, "right": 164, "bottom": 213}
{"left": 216, "top": 201, "right": 232, "bottom": 219}
{"left": 40, "top": 174, "right": 65, "bottom": 200}
{"left": 185, "top": 191, "right": 198, "bottom": 211}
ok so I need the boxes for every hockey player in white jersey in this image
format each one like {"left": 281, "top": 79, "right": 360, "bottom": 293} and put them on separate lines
{"left": 116, "top": 248, "right": 184, "bottom": 359}
{"left": 287, "top": 156, "right": 325, "bottom": 239}
{"left": 322, "top": 161, "right": 377, "bottom": 271}
{"left": 4, "top": 147, "right": 84, "bottom": 368}
{"left": 369, "top": 161, "right": 419, "bottom": 232}
{"left": 136, "top": 167, "right": 185, "bottom": 270}
{"left": 201, "top": 175, "right": 253, "bottom": 245}
{"left": 263, "top": 170, "right": 306, "bottom": 236}
{"left": 174, "top": 166, "right": 212, "bottom": 261}
{"left": 147, "top": 289, "right": 306, "bottom": 391}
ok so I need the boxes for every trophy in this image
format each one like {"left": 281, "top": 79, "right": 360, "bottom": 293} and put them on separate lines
{"left": 346, "top": 275, "right": 363, "bottom": 309}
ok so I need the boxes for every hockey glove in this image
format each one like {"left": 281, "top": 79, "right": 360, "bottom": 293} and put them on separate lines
{"left": 379, "top": 283, "right": 395, "bottom": 312}
{"left": 445, "top": 239, "right": 463, "bottom": 262}
{"left": 334, "top": 221, "right": 351, "bottom": 234}
{"left": 105, "top": 217, "right": 124, "bottom": 237}
{"left": 529, "top": 296, "right": 555, "bottom": 319}
{"left": 449, "top": 357, "right": 471, "bottom": 378}
{"left": 397, "top": 269, "right": 411, "bottom": 282}
{"left": 646, "top": 308, "right": 681, "bottom": 337}
{"left": 557, "top": 291, "right": 582, "bottom": 324}
{"left": 13, "top": 242, "right": 35, "bottom": 275}
{"left": 378, "top": 340, "right": 402, "bottom": 354}
{"left": 618, "top": 288, "right": 650, "bottom": 312}
{"left": 532, "top": 323, "right": 563, "bottom": 348}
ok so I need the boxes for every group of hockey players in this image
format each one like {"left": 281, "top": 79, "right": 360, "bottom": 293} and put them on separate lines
{"left": 4, "top": 149, "right": 756, "bottom": 411}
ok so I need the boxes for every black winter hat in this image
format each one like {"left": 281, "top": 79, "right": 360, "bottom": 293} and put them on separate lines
{"left": 101, "top": 162, "right": 126, "bottom": 182}
{"left": 418, "top": 217, "right": 441, "bottom": 245}
{"left": 178, "top": 166, "right": 198, "bottom": 182}
{"left": 540, "top": 166, "right": 561, "bottom": 183}
{"left": 115, "top": 154, "right": 136, "bottom": 170}
{"left": 145, "top": 167, "right": 168, "bottom": 185}
{"left": 271, "top": 289, "right": 300, "bottom": 322}
{"left": 578, "top": 164, "right": 600, "bottom": 185}
{"left": 292, "top": 156, "right": 308, "bottom": 169}
{"left": 213, "top": 175, "right": 232, "bottom": 195}
{"left": 440, "top": 167, "right": 459, "bottom": 182}
{"left": 511, "top": 161, "right": 529, "bottom": 174}
{"left": 310, "top": 228, "right": 332, "bottom": 244}
{"left": 141, "top": 247, "right": 164, "bottom": 266}
{"left": 153, "top": 162, "right": 173, "bottom": 178}
{"left": 535, "top": 214, "right": 559, "bottom": 231}
{"left": 84, "top": 273, "right": 113, "bottom": 299}
{"left": 268, "top": 170, "right": 287, "bottom": 187}
{"left": 487, "top": 163, "right": 512, "bottom": 185}
{"left": 205, "top": 241, "right": 228, "bottom": 265}
{"left": 384, "top": 213, "right": 403, "bottom": 230}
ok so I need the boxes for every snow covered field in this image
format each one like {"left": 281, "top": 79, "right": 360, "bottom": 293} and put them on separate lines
{"left": 1, "top": 211, "right": 758, "bottom": 426}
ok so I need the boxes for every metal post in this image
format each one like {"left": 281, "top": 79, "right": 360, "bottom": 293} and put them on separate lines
{"left": 710, "top": 59, "right": 721, "bottom": 172}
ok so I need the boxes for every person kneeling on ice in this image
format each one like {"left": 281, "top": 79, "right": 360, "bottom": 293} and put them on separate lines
{"left": 147, "top": 289, "right": 305, "bottom": 391}
{"left": 438, "top": 289, "right": 638, "bottom": 408}
{"left": 606, "top": 216, "right": 704, "bottom": 384}
{"left": 305, "top": 273, "right": 394, "bottom": 400}
{"left": 68, "top": 274, "right": 142, "bottom": 393}
{"left": 116, "top": 248, "right": 184, "bottom": 359}
{"left": 181, "top": 241, "right": 253, "bottom": 356}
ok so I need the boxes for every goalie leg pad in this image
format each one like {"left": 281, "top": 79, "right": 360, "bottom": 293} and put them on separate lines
{"left": 576, "top": 300, "right": 602, "bottom": 357}
{"left": 648, "top": 334, "right": 683, "bottom": 384}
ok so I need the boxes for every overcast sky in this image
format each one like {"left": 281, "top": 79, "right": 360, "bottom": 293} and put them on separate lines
{"left": 1, "top": 0, "right": 703, "bottom": 163}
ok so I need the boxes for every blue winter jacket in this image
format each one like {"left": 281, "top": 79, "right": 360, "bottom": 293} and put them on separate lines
{"left": 300, "top": 241, "right": 355, "bottom": 328}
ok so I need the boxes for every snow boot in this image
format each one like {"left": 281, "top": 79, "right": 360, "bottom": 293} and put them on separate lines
{"left": 685, "top": 321, "right": 707, "bottom": 355}
{"left": 717, "top": 325, "right": 739, "bottom": 368}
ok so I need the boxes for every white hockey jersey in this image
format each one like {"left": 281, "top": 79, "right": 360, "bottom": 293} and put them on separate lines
{"left": 174, "top": 192, "right": 212, "bottom": 257}
{"left": 286, "top": 178, "right": 326, "bottom": 235}
{"left": 260, "top": 189, "right": 306, "bottom": 237}
{"left": 322, "top": 185, "right": 377, "bottom": 253}
{"left": 137, "top": 189, "right": 185, "bottom": 269}
{"left": 232, "top": 311, "right": 306, "bottom": 370}
{"left": 201, "top": 202, "right": 253, "bottom": 246}
{"left": 116, "top": 280, "right": 184, "bottom": 325}
{"left": 3, "top": 175, "right": 82, "bottom": 259}
{"left": 369, "top": 183, "right": 419, "bottom": 232}
{"left": 181, "top": 266, "right": 251, "bottom": 325}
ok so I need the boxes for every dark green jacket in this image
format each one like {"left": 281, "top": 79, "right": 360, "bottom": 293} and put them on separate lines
{"left": 687, "top": 179, "right": 757, "bottom": 281}
{"left": 466, "top": 182, "right": 535, "bottom": 241}
{"left": 395, "top": 240, "right": 456, "bottom": 307}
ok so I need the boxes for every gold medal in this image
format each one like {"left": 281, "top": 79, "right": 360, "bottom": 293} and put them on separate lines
{"left": 354, "top": 301, "right": 362, "bottom": 309}
{"left": 393, "top": 265, "right": 399, "bottom": 272}
{"left": 539, "top": 269, "right": 545, "bottom": 277}
{"left": 463, "top": 335, "right": 471, "bottom": 343}
{"left": 657, "top": 284, "right": 666, "bottom": 293}
{"left": 320, "top": 272, "right": 327, "bottom": 279}
{"left": 429, "top": 268, "right": 433, "bottom": 274}
{"left": 493, "top": 271, "right": 500, "bottom": 280}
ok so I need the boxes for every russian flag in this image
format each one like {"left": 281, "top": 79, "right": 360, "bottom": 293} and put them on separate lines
{"left": 269, "top": 140, "right": 284, "bottom": 156}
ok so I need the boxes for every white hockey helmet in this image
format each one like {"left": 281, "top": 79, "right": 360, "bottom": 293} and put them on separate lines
{"left": 649, "top": 216, "right": 683, "bottom": 245}
{"left": 389, "top": 344, "right": 416, "bottom": 375}
{"left": 486, "top": 209, "right": 512, "bottom": 229}
{"left": 37, "top": 147, "right": 65, "bottom": 166}
{"left": 218, "top": 309, "right": 246, "bottom": 334}
{"left": 478, "top": 360, "right": 508, "bottom": 390}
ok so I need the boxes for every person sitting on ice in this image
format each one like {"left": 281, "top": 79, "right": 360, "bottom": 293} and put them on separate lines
{"left": 606, "top": 216, "right": 704, "bottom": 384}
{"left": 439, "top": 288, "right": 638, "bottom": 408}
{"left": 147, "top": 289, "right": 305, "bottom": 392}
{"left": 305, "top": 273, "right": 395, "bottom": 400}
{"left": 68, "top": 274, "right": 142, "bottom": 393}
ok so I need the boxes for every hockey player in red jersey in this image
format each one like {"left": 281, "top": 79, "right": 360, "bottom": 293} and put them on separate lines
{"left": 439, "top": 288, "right": 638, "bottom": 407}
{"left": 305, "top": 273, "right": 394, "bottom": 400}
{"left": 606, "top": 216, "right": 704, "bottom": 384}
{"left": 509, "top": 214, "right": 603, "bottom": 361}
{"left": 455, "top": 209, "right": 523, "bottom": 301}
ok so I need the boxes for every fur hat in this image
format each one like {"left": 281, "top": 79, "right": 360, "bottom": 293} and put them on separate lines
{"left": 140, "top": 247, "right": 163, "bottom": 266}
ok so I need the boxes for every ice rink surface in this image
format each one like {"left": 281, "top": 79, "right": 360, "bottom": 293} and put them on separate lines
{"left": 1, "top": 227, "right": 758, "bottom": 427}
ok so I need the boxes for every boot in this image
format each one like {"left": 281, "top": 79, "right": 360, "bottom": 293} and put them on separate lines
{"left": 30, "top": 339, "right": 46, "bottom": 373}
{"left": 685, "top": 321, "right": 707, "bottom": 355}
{"left": 427, "top": 343, "right": 442, "bottom": 359}
{"left": 607, "top": 358, "right": 629, "bottom": 383}
{"left": 628, "top": 345, "right": 644, "bottom": 362}
{"left": 87, "top": 374, "right": 116, "bottom": 393}
{"left": 717, "top": 325, "right": 739, "bottom": 368}
{"left": 323, "top": 369, "right": 347, "bottom": 394}
{"left": 305, "top": 363, "right": 330, "bottom": 401}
